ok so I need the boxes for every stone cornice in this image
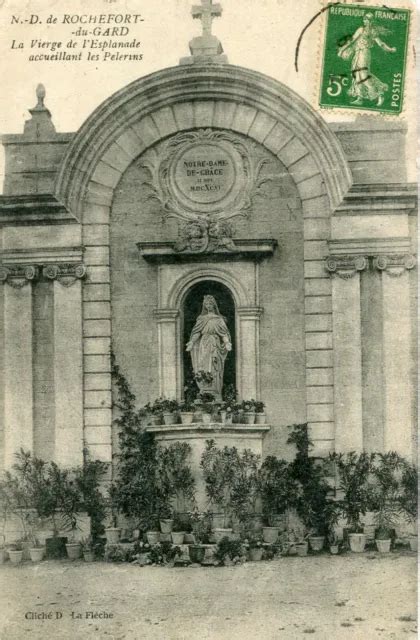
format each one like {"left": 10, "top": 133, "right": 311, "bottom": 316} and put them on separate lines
{"left": 0, "top": 194, "right": 79, "bottom": 226}
{"left": 237, "top": 306, "right": 264, "bottom": 320}
{"left": 1, "top": 246, "right": 83, "bottom": 265}
{"left": 153, "top": 308, "right": 180, "bottom": 322}
{"left": 333, "top": 183, "right": 417, "bottom": 217}
{"left": 137, "top": 239, "right": 277, "bottom": 264}
{"left": 55, "top": 65, "right": 352, "bottom": 217}
{"left": 328, "top": 237, "right": 412, "bottom": 256}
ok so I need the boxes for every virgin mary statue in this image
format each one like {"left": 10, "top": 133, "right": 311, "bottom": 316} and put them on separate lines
{"left": 186, "top": 295, "right": 232, "bottom": 400}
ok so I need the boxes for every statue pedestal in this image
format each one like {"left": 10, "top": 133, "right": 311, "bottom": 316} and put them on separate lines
{"left": 145, "top": 423, "right": 270, "bottom": 510}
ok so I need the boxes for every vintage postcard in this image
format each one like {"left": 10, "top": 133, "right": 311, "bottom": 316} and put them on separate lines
{"left": 0, "top": 0, "right": 417, "bottom": 639}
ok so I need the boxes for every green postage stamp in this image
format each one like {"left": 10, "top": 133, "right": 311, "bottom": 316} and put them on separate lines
{"left": 319, "top": 3, "right": 411, "bottom": 114}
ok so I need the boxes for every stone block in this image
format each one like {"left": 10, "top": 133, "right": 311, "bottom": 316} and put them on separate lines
{"left": 91, "top": 161, "right": 122, "bottom": 189}
{"left": 84, "top": 390, "right": 112, "bottom": 409}
{"left": 306, "top": 368, "right": 334, "bottom": 386}
{"left": 306, "top": 349, "right": 333, "bottom": 368}
{"left": 305, "top": 314, "right": 332, "bottom": 332}
{"left": 304, "top": 261, "right": 328, "bottom": 278}
{"left": 84, "top": 427, "right": 112, "bottom": 445}
{"left": 152, "top": 106, "right": 178, "bottom": 138}
{"left": 305, "top": 296, "right": 331, "bottom": 314}
{"left": 83, "top": 203, "right": 111, "bottom": 224}
{"left": 290, "top": 154, "right": 319, "bottom": 185}
{"left": 304, "top": 240, "right": 328, "bottom": 260}
{"left": 331, "top": 215, "right": 408, "bottom": 240}
{"left": 86, "top": 266, "right": 110, "bottom": 284}
{"left": 349, "top": 159, "right": 406, "bottom": 184}
{"left": 84, "top": 354, "right": 111, "bottom": 373}
{"left": 304, "top": 218, "right": 330, "bottom": 240}
{"left": 173, "top": 102, "right": 195, "bottom": 130}
{"left": 3, "top": 224, "right": 81, "bottom": 250}
{"left": 264, "top": 122, "right": 294, "bottom": 155}
{"left": 83, "top": 319, "right": 111, "bottom": 337}
{"left": 115, "top": 128, "right": 145, "bottom": 161}
{"left": 302, "top": 194, "right": 331, "bottom": 218}
{"left": 279, "top": 136, "right": 308, "bottom": 168}
{"left": 307, "top": 404, "right": 334, "bottom": 422}
{"left": 248, "top": 111, "right": 277, "bottom": 143}
{"left": 232, "top": 104, "right": 258, "bottom": 135}
{"left": 305, "top": 331, "right": 333, "bottom": 350}
{"left": 84, "top": 373, "right": 112, "bottom": 391}
{"left": 299, "top": 174, "right": 326, "bottom": 201}
{"left": 83, "top": 283, "right": 111, "bottom": 302}
{"left": 102, "top": 142, "right": 132, "bottom": 173}
{"left": 304, "top": 278, "right": 331, "bottom": 296}
{"left": 85, "top": 443, "right": 112, "bottom": 462}
{"left": 83, "top": 224, "right": 110, "bottom": 246}
{"left": 84, "top": 337, "right": 111, "bottom": 355}
{"left": 306, "top": 386, "right": 334, "bottom": 404}
{"left": 83, "top": 302, "right": 111, "bottom": 320}
{"left": 84, "top": 408, "right": 112, "bottom": 427}
{"left": 309, "top": 439, "right": 334, "bottom": 457}
{"left": 309, "top": 421, "right": 335, "bottom": 440}
{"left": 84, "top": 246, "right": 110, "bottom": 267}
{"left": 132, "top": 115, "right": 160, "bottom": 148}
{"left": 194, "top": 101, "right": 215, "bottom": 127}
{"left": 85, "top": 182, "right": 113, "bottom": 207}
{"left": 213, "top": 101, "right": 237, "bottom": 129}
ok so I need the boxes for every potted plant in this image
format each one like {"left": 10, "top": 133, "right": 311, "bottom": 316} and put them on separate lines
{"left": 399, "top": 461, "right": 418, "bottom": 552}
{"left": 329, "top": 451, "right": 375, "bottom": 553}
{"left": 294, "top": 531, "right": 309, "bottom": 557}
{"left": 150, "top": 398, "right": 164, "bottom": 425}
{"left": 201, "top": 440, "right": 238, "bottom": 540}
{"left": 229, "top": 449, "right": 261, "bottom": 538}
{"left": 105, "top": 484, "right": 122, "bottom": 545}
{"left": 254, "top": 401, "right": 266, "bottom": 425}
{"left": 328, "top": 533, "right": 341, "bottom": 555}
{"left": 161, "top": 398, "right": 179, "bottom": 425}
{"left": 197, "top": 392, "right": 216, "bottom": 424}
{"left": 81, "top": 537, "right": 95, "bottom": 562}
{"left": 222, "top": 385, "right": 237, "bottom": 425}
{"left": 247, "top": 536, "right": 264, "bottom": 561}
{"left": 259, "top": 455, "right": 299, "bottom": 542}
{"left": 180, "top": 379, "right": 197, "bottom": 425}
{"left": 241, "top": 399, "right": 256, "bottom": 425}
{"left": 29, "top": 538, "right": 45, "bottom": 563}
{"left": 214, "top": 536, "right": 245, "bottom": 566}
{"left": 369, "top": 452, "right": 404, "bottom": 553}
{"left": 8, "top": 540, "right": 24, "bottom": 565}
{"left": 194, "top": 370, "right": 214, "bottom": 395}
{"left": 187, "top": 509, "right": 211, "bottom": 563}
{"left": 159, "top": 504, "right": 174, "bottom": 535}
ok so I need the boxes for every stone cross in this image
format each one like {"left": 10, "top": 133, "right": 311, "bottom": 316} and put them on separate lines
{"left": 192, "top": 0, "right": 222, "bottom": 38}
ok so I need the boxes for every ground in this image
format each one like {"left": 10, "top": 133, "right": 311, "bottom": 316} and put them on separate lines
{"left": 0, "top": 552, "right": 416, "bottom": 640}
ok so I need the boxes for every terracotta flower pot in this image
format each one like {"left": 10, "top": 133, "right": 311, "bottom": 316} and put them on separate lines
{"left": 83, "top": 550, "right": 95, "bottom": 562}
{"left": 66, "top": 543, "right": 82, "bottom": 560}
{"left": 8, "top": 549, "right": 23, "bottom": 565}
{"left": 262, "top": 527, "right": 279, "bottom": 544}
{"left": 201, "top": 412, "right": 213, "bottom": 424}
{"left": 308, "top": 536, "right": 324, "bottom": 552}
{"left": 329, "top": 544, "right": 339, "bottom": 555}
{"left": 160, "top": 519, "right": 174, "bottom": 534}
{"left": 29, "top": 547, "right": 45, "bottom": 562}
{"left": 180, "top": 412, "right": 194, "bottom": 425}
{"left": 268, "top": 514, "right": 286, "bottom": 529}
{"left": 171, "top": 531, "right": 185, "bottom": 545}
{"left": 188, "top": 545, "right": 206, "bottom": 564}
{"left": 243, "top": 412, "right": 255, "bottom": 425}
{"left": 248, "top": 547, "right": 264, "bottom": 561}
{"left": 163, "top": 412, "right": 176, "bottom": 425}
{"left": 146, "top": 531, "right": 160, "bottom": 545}
{"left": 255, "top": 413, "right": 266, "bottom": 424}
{"left": 213, "top": 528, "right": 233, "bottom": 543}
{"left": 409, "top": 536, "right": 417, "bottom": 552}
{"left": 375, "top": 538, "right": 391, "bottom": 553}
{"left": 349, "top": 533, "right": 366, "bottom": 553}
{"left": 296, "top": 542, "right": 308, "bottom": 557}
{"left": 105, "top": 528, "right": 121, "bottom": 545}
{"left": 211, "top": 513, "right": 225, "bottom": 529}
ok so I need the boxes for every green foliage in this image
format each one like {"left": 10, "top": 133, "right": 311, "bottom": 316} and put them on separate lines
{"left": 74, "top": 453, "right": 108, "bottom": 542}
{"left": 369, "top": 452, "right": 405, "bottom": 535}
{"left": 399, "top": 461, "right": 418, "bottom": 522}
{"left": 149, "top": 541, "right": 182, "bottom": 565}
{"left": 111, "top": 355, "right": 196, "bottom": 530}
{"left": 214, "top": 536, "right": 244, "bottom": 564}
{"left": 329, "top": 451, "right": 376, "bottom": 532}
{"left": 258, "top": 456, "right": 299, "bottom": 520}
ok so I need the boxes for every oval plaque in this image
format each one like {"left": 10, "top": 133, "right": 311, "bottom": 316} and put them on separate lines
{"left": 172, "top": 143, "right": 237, "bottom": 207}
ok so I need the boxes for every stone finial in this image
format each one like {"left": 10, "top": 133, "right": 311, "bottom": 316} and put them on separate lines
{"left": 24, "top": 83, "right": 56, "bottom": 137}
{"left": 180, "top": 0, "right": 228, "bottom": 65}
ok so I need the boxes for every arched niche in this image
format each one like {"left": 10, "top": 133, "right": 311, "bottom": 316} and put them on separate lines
{"left": 182, "top": 280, "right": 236, "bottom": 399}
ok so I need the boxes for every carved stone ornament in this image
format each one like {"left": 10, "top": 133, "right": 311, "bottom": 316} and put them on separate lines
{"left": 174, "top": 219, "right": 236, "bottom": 253}
{"left": 373, "top": 254, "right": 416, "bottom": 277}
{"left": 0, "top": 265, "right": 38, "bottom": 288}
{"left": 325, "top": 255, "right": 368, "bottom": 279}
{"left": 43, "top": 263, "right": 87, "bottom": 287}
{"left": 141, "top": 129, "right": 271, "bottom": 223}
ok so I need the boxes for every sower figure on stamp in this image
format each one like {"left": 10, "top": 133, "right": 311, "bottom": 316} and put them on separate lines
{"left": 338, "top": 12, "right": 396, "bottom": 107}
{"left": 186, "top": 295, "right": 232, "bottom": 401}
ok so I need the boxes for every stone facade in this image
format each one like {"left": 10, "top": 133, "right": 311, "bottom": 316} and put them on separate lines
{"left": 0, "top": 63, "right": 416, "bottom": 472}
